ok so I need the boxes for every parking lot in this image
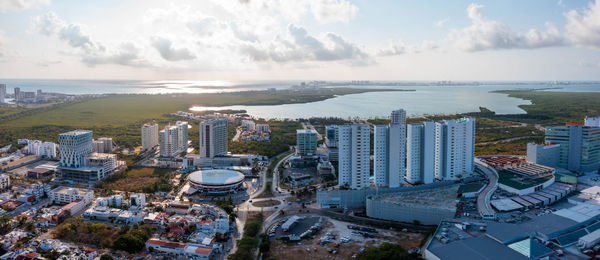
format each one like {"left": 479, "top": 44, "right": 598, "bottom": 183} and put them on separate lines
{"left": 267, "top": 216, "right": 426, "bottom": 259}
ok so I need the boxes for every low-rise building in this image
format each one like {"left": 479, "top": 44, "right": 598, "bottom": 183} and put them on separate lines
{"left": 61, "top": 200, "right": 86, "bottom": 215}
{"left": 49, "top": 186, "right": 94, "bottom": 205}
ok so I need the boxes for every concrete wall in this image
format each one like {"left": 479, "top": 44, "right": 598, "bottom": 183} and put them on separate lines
{"left": 317, "top": 181, "right": 455, "bottom": 208}
{"left": 366, "top": 198, "right": 455, "bottom": 225}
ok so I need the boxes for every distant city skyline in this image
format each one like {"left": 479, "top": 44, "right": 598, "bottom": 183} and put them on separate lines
{"left": 0, "top": 0, "right": 599, "bottom": 80}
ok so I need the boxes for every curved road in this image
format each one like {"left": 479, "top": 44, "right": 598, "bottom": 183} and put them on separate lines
{"left": 475, "top": 160, "right": 498, "bottom": 219}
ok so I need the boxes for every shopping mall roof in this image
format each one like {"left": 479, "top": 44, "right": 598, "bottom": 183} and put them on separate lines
{"left": 428, "top": 235, "right": 529, "bottom": 260}
{"left": 188, "top": 169, "right": 244, "bottom": 186}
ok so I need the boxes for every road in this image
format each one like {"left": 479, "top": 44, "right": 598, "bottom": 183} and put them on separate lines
{"left": 232, "top": 127, "right": 243, "bottom": 142}
{"left": 475, "top": 160, "right": 498, "bottom": 219}
{"left": 301, "top": 122, "right": 322, "bottom": 141}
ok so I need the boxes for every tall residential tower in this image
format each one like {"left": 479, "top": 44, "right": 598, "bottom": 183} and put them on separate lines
{"left": 434, "top": 118, "right": 476, "bottom": 181}
{"left": 199, "top": 118, "right": 228, "bottom": 158}
{"left": 141, "top": 123, "right": 159, "bottom": 151}
{"left": 374, "top": 109, "right": 406, "bottom": 188}
{"left": 406, "top": 122, "right": 436, "bottom": 184}
{"left": 338, "top": 124, "right": 371, "bottom": 190}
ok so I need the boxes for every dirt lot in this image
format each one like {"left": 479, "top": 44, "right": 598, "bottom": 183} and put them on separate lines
{"left": 268, "top": 218, "right": 426, "bottom": 260}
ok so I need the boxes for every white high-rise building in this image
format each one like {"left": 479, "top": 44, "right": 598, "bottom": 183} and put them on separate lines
{"left": 141, "top": 123, "right": 159, "bottom": 151}
{"left": 199, "top": 118, "right": 228, "bottom": 158}
{"left": 28, "top": 140, "right": 57, "bottom": 158}
{"left": 159, "top": 125, "right": 180, "bottom": 157}
{"left": 296, "top": 129, "right": 318, "bottom": 155}
{"left": 176, "top": 121, "right": 189, "bottom": 150}
{"left": 434, "top": 118, "right": 475, "bottom": 181}
{"left": 159, "top": 122, "right": 188, "bottom": 157}
{"left": 58, "top": 130, "right": 93, "bottom": 168}
{"left": 585, "top": 116, "right": 600, "bottom": 127}
{"left": 406, "top": 122, "right": 435, "bottom": 184}
{"left": 0, "top": 84, "right": 6, "bottom": 104}
{"left": 338, "top": 124, "right": 370, "bottom": 190}
{"left": 373, "top": 109, "right": 406, "bottom": 188}
{"left": 374, "top": 125, "right": 389, "bottom": 187}
{"left": 40, "top": 142, "right": 57, "bottom": 159}
{"left": 388, "top": 109, "right": 406, "bottom": 187}
{"left": 93, "top": 137, "right": 113, "bottom": 153}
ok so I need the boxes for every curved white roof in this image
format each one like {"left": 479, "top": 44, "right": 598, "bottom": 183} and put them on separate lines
{"left": 188, "top": 169, "right": 244, "bottom": 186}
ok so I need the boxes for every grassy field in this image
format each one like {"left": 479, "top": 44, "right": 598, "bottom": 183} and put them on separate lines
{"left": 498, "top": 169, "right": 554, "bottom": 190}
{"left": 0, "top": 88, "right": 399, "bottom": 150}
{"left": 493, "top": 90, "right": 600, "bottom": 124}
{"left": 95, "top": 167, "right": 172, "bottom": 193}
{"left": 1, "top": 88, "right": 401, "bottom": 128}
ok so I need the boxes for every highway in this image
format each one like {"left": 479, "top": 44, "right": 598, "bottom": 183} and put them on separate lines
{"left": 475, "top": 160, "right": 498, "bottom": 219}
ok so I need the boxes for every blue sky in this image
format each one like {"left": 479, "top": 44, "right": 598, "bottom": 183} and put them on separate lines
{"left": 0, "top": 0, "right": 599, "bottom": 80}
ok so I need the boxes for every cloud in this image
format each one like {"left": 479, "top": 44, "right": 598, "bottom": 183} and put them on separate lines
{"left": 240, "top": 24, "right": 369, "bottom": 65}
{"left": 186, "top": 17, "right": 227, "bottom": 37}
{"left": 33, "top": 12, "right": 97, "bottom": 50}
{"left": 81, "top": 42, "right": 150, "bottom": 67}
{"left": 32, "top": 11, "right": 64, "bottom": 36}
{"left": 377, "top": 40, "right": 438, "bottom": 56}
{"left": 33, "top": 12, "right": 153, "bottom": 67}
{"left": 0, "top": 0, "right": 50, "bottom": 12}
{"left": 309, "top": 0, "right": 358, "bottom": 24}
{"left": 565, "top": 0, "right": 600, "bottom": 50}
{"left": 150, "top": 37, "right": 196, "bottom": 61}
{"left": 449, "top": 3, "right": 565, "bottom": 52}
{"left": 435, "top": 18, "right": 449, "bottom": 27}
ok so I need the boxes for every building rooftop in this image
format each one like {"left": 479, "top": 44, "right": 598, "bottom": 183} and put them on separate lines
{"left": 86, "top": 153, "right": 116, "bottom": 160}
{"left": 51, "top": 186, "right": 93, "bottom": 196}
{"left": 429, "top": 235, "right": 529, "bottom": 260}
{"left": 296, "top": 129, "right": 318, "bottom": 134}
{"left": 146, "top": 238, "right": 186, "bottom": 249}
{"left": 368, "top": 185, "right": 459, "bottom": 210}
{"left": 506, "top": 163, "right": 555, "bottom": 178}
{"left": 507, "top": 238, "right": 553, "bottom": 259}
{"left": 486, "top": 213, "right": 578, "bottom": 243}
{"left": 59, "top": 130, "right": 92, "bottom": 136}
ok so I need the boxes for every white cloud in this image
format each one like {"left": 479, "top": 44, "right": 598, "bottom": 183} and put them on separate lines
{"left": 33, "top": 12, "right": 153, "bottom": 67}
{"left": 309, "top": 0, "right": 358, "bottom": 24}
{"left": 565, "top": 0, "right": 600, "bottom": 50}
{"left": 150, "top": 37, "right": 196, "bottom": 61}
{"left": 32, "top": 11, "right": 64, "bottom": 36}
{"left": 186, "top": 17, "right": 227, "bottom": 37}
{"left": 0, "top": 0, "right": 49, "bottom": 12}
{"left": 81, "top": 42, "right": 150, "bottom": 67}
{"left": 435, "top": 18, "right": 449, "bottom": 27}
{"left": 449, "top": 3, "right": 565, "bottom": 52}
{"left": 377, "top": 40, "right": 438, "bottom": 56}
{"left": 240, "top": 24, "right": 369, "bottom": 65}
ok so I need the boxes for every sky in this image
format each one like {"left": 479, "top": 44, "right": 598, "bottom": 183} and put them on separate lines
{"left": 0, "top": 0, "right": 599, "bottom": 81}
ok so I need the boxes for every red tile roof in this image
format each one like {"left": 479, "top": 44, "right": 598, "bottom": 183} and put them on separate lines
{"left": 195, "top": 247, "right": 213, "bottom": 255}
{"left": 146, "top": 239, "right": 186, "bottom": 249}
{"left": 62, "top": 200, "right": 81, "bottom": 210}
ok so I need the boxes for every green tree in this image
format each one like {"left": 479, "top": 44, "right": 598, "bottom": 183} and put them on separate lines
{"left": 100, "top": 255, "right": 114, "bottom": 260}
